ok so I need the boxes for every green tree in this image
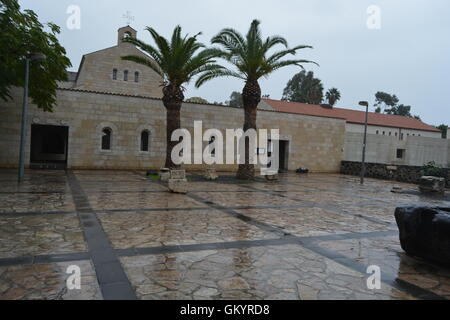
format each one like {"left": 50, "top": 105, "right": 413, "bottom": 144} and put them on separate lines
{"left": 437, "top": 124, "right": 448, "bottom": 139}
{"left": 325, "top": 87, "right": 341, "bottom": 106}
{"left": 387, "top": 104, "right": 412, "bottom": 117}
{"left": 0, "top": 0, "right": 71, "bottom": 111}
{"left": 226, "top": 91, "right": 243, "bottom": 107}
{"left": 195, "top": 19, "right": 316, "bottom": 179}
{"left": 122, "top": 25, "right": 223, "bottom": 168}
{"left": 373, "top": 91, "right": 421, "bottom": 119}
{"left": 281, "top": 70, "right": 323, "bottom": 104}
{"left": 374, "top": 91, "right": 399, "bottom": 113}
{"left": 186, "top": 97, "right": 208, "bottom": 104}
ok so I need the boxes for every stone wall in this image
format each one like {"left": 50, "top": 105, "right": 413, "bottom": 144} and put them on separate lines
{"left": 0, "top": 88, "right": 346, "bottom": 173}
{"left": 341, "top": 160, "right": 450, "bottom": 186}
{"left": 344, "top": 132, "right": 450, "bottom": 167}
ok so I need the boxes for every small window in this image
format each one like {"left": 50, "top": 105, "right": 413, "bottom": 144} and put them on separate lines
{"left": 140, "top": 130, "right": 150, "bottom": 152}
{"left": 112, "top": 69, "right": 118, "bottom": 80}
{"left": 134, "top": 72, "right": 139, "bottom": 83}
{"left": 382, "top": 131, "right": 385, "bottom": 135}
{"left": 124, "top": 31, "right": 132, "bottom": 39}
{"left": 124, "top": 70, "right": 128, "bottom": 81}
{"left": 395, "top": 132, "right": 398, "bottom": 137}
{"left": 376, "top": 130, "right": 379, "bottom": 135}
{"left": 389, "top": 132, "right": 392, "bottom": 136}
{"left": 101, "top": 128, "right": 112, "bottom": 150}
{"left": 396, "top": 149, "right": 405, "bottom": 159}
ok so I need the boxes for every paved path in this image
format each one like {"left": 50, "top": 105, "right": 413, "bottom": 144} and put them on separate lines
{"left": 0, "top": 169, "right": 449, "bottom": 300}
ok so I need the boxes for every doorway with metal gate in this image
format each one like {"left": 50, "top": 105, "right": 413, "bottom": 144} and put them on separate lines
{"left": 30, "top": 124, "right": 69, "bottom": 169}
{"left": 268, "top": 139, "right": 290, "bottom": 172}
{"left": 278, "top": 140, "right": 289, "bottom": 171}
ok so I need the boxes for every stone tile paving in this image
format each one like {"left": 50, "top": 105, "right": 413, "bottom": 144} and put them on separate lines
{"left": 0, "top": 192, "right": 76, "bottom": 214}
{"left": 0, "top": 214, "right": 86, "bottom": 258}
{"left": 121, "top": 245, "right": 415, "bottom": 300}
{"left": 233, "top": 207, "right": 395, "bottom": 237}
{"left": 87, "top": 192, "right": 205, "bottom": 211}
{"left": 316, "top": 236, "right": 450, "bottom": 299}
{"left": 99, "top": 209, "right": 276, "bottom": 248}
{"left": 0, "top": 260, "right": 101, "bottom": 300}
{"left": 0, "top": 169, "right": 449, "bottom": 300}
{"left": 193, "top": 191, "right": 302, "bottom": 207}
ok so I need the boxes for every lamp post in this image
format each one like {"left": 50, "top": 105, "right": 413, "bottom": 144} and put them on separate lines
{"left": 18, "top": 52, "right": 46, "bottom": 182}
{"left": 359, "top": 101, "right": 369, "bottom": 184}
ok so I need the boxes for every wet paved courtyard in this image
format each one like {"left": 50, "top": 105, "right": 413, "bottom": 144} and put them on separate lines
{"left": 0, "top": 169, "right": 449, "bottom": 300}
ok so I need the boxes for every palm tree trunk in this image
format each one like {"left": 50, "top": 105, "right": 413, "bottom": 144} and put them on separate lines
{"left": 236, "top": 80, "right": 261, "bottom": 180}
{"left": 162, "top": 84, "right": 184, "bottom": 169}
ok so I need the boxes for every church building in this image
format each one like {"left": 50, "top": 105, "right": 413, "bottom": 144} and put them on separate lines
{"left": 0, "top": 26, "right": 448, "bottom": 172}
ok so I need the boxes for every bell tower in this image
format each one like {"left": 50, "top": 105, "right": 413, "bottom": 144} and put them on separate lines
{"left": 117, "top": 26, "right": 137, "bottom": 46}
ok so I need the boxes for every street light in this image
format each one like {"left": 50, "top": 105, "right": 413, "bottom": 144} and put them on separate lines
{"left": 18, "top": 52, "right": 46, "bottom": 182}
{"left": 359, "top": 101, "right": 369, "bottom": 184}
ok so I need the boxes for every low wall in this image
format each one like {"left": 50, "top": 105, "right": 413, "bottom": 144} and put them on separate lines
{"left": 341, "top": 161, "right": 450, "bottom": 186}
{"left": 344, "top": 132, "right": 450, "bottom": 167}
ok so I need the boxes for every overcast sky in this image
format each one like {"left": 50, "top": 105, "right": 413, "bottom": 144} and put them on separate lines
{"left": 20, "top": 0, "right": 450, "bottom": 125}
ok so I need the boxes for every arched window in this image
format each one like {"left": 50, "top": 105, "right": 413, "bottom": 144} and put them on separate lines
{"left": 140, "top": 130, "right": 150, "bottom": 152}
{"left": 124, "top": 31, "right": 132, "bottom": 39}
{"left": 112, "top": 69, "right": 118, "bottom": 80}
{"left": 124, "top": 70, "right": 128, "bottom": 81}
{"left": 376, "top": 130, "right": 379, "bottom": 135}
{"left": 134, "top": 71, "right": 139, "bottom": 83}
{"left": 102, "top": 128, "right": 112, "bottom": 150}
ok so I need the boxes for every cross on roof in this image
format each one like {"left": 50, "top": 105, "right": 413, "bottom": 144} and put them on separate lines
{"left": 122, "top": 11, "right": 135, "bottom": 25}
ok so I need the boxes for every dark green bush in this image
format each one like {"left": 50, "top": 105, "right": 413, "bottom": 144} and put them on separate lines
{"left": 421, "top": 161, "right": 447, "bottom": 178}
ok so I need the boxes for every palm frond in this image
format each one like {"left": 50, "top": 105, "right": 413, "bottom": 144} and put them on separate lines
{"left": 266, "top": 45, "right": 313, "bottom": 64}
{"left": 212, "top": 28, "right": 246, "bottom": 52}
{"left": 122, "top": 37, "right": 163, "bottom": 65}
{"left": 267, "top": 59, "right": 317, "bottom": 73}
{"left": 195, "top": 69, "right": 245, "bottom": 88}
{"left": 121, "top": 55, "right": 164, "bottom": 78}
{"left": 263, "top": 35, "right": 288, "bottom": 52}
{"left": 210, "top": 19, "right": 318, "bottom": 83}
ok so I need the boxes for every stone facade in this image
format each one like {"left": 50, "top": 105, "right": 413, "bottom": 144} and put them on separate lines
{"left": 0, "top": 87, "right": 345, "bottom": 173}
{"left": 0, "top": 25, "right": 346, "bottom": 173}
{"left": 73, "top": 26, "right": 163, "bottom": 98}
{"left": 344, "top": 132, "right": 450, "bottom": 168}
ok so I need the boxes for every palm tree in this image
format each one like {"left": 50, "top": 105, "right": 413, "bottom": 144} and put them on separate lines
{"left": 122, "top": 26, "right": 222, "bottom": 168}
{"left": 195, "top": 19, "right": 317, "bottom": 179}
{"left": 325, "top": 88, "right": 341, "bottom": 106}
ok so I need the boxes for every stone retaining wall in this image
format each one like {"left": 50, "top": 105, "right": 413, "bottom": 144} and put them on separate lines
{"left": 341, "top": 161, "right": 450, "bottom": 187}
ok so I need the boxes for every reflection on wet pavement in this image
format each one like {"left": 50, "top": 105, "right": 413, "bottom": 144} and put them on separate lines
{"left": 0, "top": 168, "right": 449, "bottom": 300}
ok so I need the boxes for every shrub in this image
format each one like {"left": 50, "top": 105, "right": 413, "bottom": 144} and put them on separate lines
{"left": 421, "top": 161, "right": 447, "bottom": 178}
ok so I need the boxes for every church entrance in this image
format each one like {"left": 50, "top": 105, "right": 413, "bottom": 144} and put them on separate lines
{"left": 278, "top": 140, "right": 289, "bottom": 172}
{"left": 30, "top": 124, "right": 69, "bottom": 169}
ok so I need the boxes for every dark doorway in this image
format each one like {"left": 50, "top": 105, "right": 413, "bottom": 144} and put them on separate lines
{"left": 30, "top": 124, "right": 69, "bottom": 168}
{"left": 279, "top": 140, "right": 289, "bottom": 171}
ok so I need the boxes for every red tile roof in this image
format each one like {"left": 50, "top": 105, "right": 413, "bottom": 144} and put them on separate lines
{"left": 263, "top": 99, "right": 440, "bottom": 133}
